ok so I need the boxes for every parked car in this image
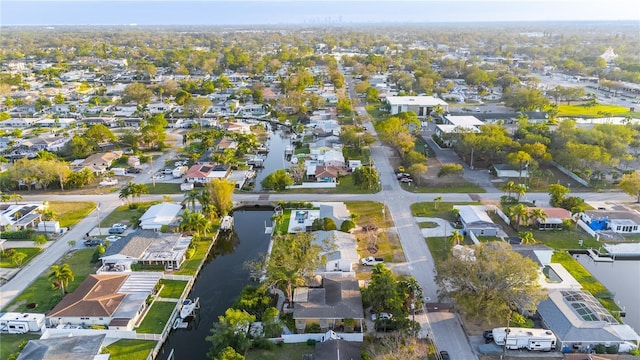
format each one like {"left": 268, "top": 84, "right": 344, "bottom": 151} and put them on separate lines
{"left": 361, "top": 256, "right": 384, "bottom": 266}
{"left": 105, "top": 235, "right": 122, "bottom": 242}
{"left": 127, "top": 167, "right": 141, "bottom": 174}
{"left": 162, "top": 168, "right": 173, "bottom": 174}
{"left": 108, "top": 227, "right": 125, "bottom": 234}
{"left": 483, "top": 330, "right": 494, "bottom": 343}
{"left": 84, "top": 238, "right": 104, "bottom": 247}
{"left": 112, "top": 223, "right": 128, "bottom": 230}
{"left": 400, "top": 177, "right": 413, "bottom": 183}
{"left": 371, "top": 312, "right": 393, "bottom": 321}
{"left": 396, "top": 172, "right": 411, "bottom": 180}
{"left": 374, "top": 319, "right": 397, "bottom": 332}
{"left": 440, "top": 351, "right": 450, "bottom": 360}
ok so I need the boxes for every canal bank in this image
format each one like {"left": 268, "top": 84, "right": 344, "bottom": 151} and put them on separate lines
{"left": 156, "top": 208, "right": 274, "bottom": 360}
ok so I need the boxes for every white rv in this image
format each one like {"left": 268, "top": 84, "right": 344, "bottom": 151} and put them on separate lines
{"left": 492, "top": 327, "right": 557, "bottom": 351}
{"left": 0, "top": 312, "right": 45, "bottom": 334}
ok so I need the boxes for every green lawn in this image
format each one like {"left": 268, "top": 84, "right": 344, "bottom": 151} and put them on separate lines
{"left": 102, "top": 202, "right": 158, "bottom": 228}
{"left": 0, "top": 247, "right": 42, "bottom": 268}
{"left": 345, "top": 201, "right": 394, "bottom": 228}
{"left": 418, "top": 221, "right": 439, "bottom": 229}
{"left": 557, "top": 103, "right": 636, "bottom": 117}
{"left": 158, "top": 279, "right": 188, "bottom": 299}
{"left": 404, "top": 181, "right": 486, "bottom": 193}
{"left": 411, "top": 201, "right": 479, "bottom": 220}
{"left": 0, "top": 333, "right": 40, "bottom": 360}
{"left": 275, "top": 209, "right": 292, "bottom": 235}
{"left": 136, "top": 301, "right": 176, "bottom": 334}
{"left": 246, "top": 342, "right": 315, "bottom": 360}
{"left": 102, "top": 339, "right": 157, "bottom": 360}
{"left": 366, "top": 105, "right": 387, "bottom": 120}
{"left": 174, "top": 237, "right": 214, "bottom": 276}
{"left": 285, "top": 174, "right": 378, "bottom": 194}
{"left": 49, "top": 201, "right": 96, "bottom": 227}
{"left": 3, "top": 248, "right": 97, "bottom": 313}
{"left": 552, "top": 251, "right": 622, "bottom": 315}
{"left": 145, "top": 183, "right": 182, "bottom": 194}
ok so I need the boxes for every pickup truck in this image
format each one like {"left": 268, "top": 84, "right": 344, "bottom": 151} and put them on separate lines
{"left": 361, "top": 256, "right": 384, "bottom": 266}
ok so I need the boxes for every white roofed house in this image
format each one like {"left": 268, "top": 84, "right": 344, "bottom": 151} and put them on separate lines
{"left": 313, "top": 230, "right": 358, "bottom": 275}
{"left": 320, "top": 149, "right": 345, "bottom": 168}
{"left": 138, "top": 202, "right": 182, "bottom": 231}
{"left": 453, "top": 205, "right": 500, "bottom": 237}
{"left": 385, "top": 96, "right": 448, "bottom": 118}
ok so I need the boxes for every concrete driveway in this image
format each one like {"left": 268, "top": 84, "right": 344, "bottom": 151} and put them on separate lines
{"left": 415, "top": 217, "right": 456, "bottom": 238}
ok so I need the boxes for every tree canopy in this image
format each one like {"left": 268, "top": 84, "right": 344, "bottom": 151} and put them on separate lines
{"left": 436, "top": 242, "right": 544, "bottom": 325}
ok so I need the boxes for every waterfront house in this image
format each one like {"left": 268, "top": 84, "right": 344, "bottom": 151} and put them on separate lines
{"left": 313, "top": 230, "right": 358, "bottom": 274}
{"left": 138, "top": 202, "right": 182, "bottom": 231}
{"left": 46, "top": 272, "right": 162, "bottom": 330}
{"left": 293, "top": 277, "right": 364, "bottom": 340}
{"left": 99, "top": 230, "right": 191, "bottom": 271}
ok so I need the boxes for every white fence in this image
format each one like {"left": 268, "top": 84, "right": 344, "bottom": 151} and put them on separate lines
{"left": 468, "top": 231, "right": 480, "bottom": 245}
{"left": 553, "top": 162, "right": 590, "bottom": 187}
{"left": 281, "top": 332, "right": 363, "bottom": 343}
{"left": 287, "top": 182, "right": 337, "bottom": 189}
{"left": 41, "top": 328, "right": 138, "bottom": 339}
{"left": 495, "top": 208, "right": 511, "bottom": 225}
{"left": 577, "top": 219, "right": 599, "bottom": 239}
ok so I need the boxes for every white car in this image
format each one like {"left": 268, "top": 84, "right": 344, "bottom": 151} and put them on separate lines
{"left": 112, "top": 223, "right": 128, "bottom": 230}
{"left": 105, "top": 235, "right": 122, "bottom": 242}
{"left": 371, "top": 312, "right": 393, "bottom": 321}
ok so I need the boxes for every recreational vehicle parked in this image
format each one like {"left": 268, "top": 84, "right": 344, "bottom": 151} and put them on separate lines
{"left": 0, "top": 312, "right": 45, "bottom": 334}
{"left": 492, "top": 327, "right": 557, "bottom": 351}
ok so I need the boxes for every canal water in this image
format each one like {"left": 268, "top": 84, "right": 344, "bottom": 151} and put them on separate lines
{"left": 573, "top": 254, "right": 640, "bottom": 334}
{"left": 157, "top": 208, "right": 273, "bottom": 360}
{"left": 252, "top": 129, "right": 292, "bottom": 192}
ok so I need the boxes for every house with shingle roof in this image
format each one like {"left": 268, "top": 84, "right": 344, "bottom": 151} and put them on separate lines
{"left": 537, "top": 289, "right": 639, "bottom": 352}
{"left": 46, "top": 272, "right": 161, "bottom": 330}
{"left": 293, "top": 277, "right": 364, "bottom": 340}
{"left": 100, "top": 230, "right": 191, "bottom": 271}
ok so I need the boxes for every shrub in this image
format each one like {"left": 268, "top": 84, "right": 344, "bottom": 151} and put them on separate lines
{"left": 305, "top": 323, "right": 321, "bottom": 333}
{"left": 606, "top": 345, "right": 618, "bottom": 354}
{"left": 252, "top": 338, "right": 275, "bottom": 350}
{"left": 306, "top": 339, "right": 317, "bottom": 346}
{"left": 340, "top": 219, "right": 356, "bottom": 232}
{"left": 1, "top": 229, "right": 36, "bottom": 240}
{"left": 1, "top": 248, "right": 16, "bottom": 258}
{"left": 594, "top": 344, "right": 606, "bottom": 354}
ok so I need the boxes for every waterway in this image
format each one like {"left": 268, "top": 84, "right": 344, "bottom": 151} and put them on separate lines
{"left": 157, "top": 208, "right": 273, "bottom": 360}
{"left": 252, "top": 129, "right": 292, "bottom": 192}
{"left": 573, "top": 254, "right": 640, "bottom": 334}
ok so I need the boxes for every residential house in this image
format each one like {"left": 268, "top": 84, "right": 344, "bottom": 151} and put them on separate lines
{"left": 537, "top": 289, "right": 639, "bottom": 352}
{"left": 313, "top": 339, "right": 361, "bottom": 360}
{"left": 72, "top": 151, "right": 122, "bottom": 175}
{"left": 17, "top": 334, "right": 107, "bottom": 360}
{"left": 313, "top": 230, "right": 358, "bottom": 274}
{"left": 293, "top": 277, "right": 364, "bottom": 339}
{"left": 18, "top": 135, "right": 70, "bottom": 153}
{"left": 221, "top": 121, "right": 251, "bottom": 134}
{"left": 46, "top": 272, "right": 162, "bottom": 330}
{"left": 185, "top": 163, "right": 230, "bottom": 184}
{"left": 453, "top": 205, "right": 500, "bottom": 237}
{"left": 320, "top": 150, "right": 345, "bottom": 168}
{"left": 314, "top": 165, "right": 339, "bottom": 183}
{"left": 318, "top": 202, "right": 351, "bottom": 231}
{"left": 0, "top": 117, "right": 39, "bottom": 129}
{"left": 35, "top": 118, "right": 77, "bottom": 129}
{"left": 582, "top": 210, "right": 640, "bottom": 234}
{"left": 214, "top": 136, "right": 238, "bottom": 152}
{"left": 385, "top": 96, "right": 449, "bottom": 118}
{"left": 434, "top": 115, "right": 484, "bottom": 147}
{"left": 491, "top": 164, "right": 530, "bottom": 179}
{"left": 528, "top": 207, "right": 571, "bottom": 230}
{"left": 0, "top": 202, "right": 44, "bottom": 231}
{"left": 138, "top": 202, "right": 182, "bottom": 231}
{"left": 99, "top": 230, "right": 192, "bottom": 271}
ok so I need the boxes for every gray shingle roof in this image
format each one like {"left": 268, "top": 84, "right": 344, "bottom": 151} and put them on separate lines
{"left": 294, "top": 278, "right": 363, "bottom": 320}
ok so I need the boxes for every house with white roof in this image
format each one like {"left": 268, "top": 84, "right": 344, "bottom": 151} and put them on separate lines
{"left": 453, "top": 205, "right": 500, "bottom": 237}
{"left": 385, "top": 96, "right": 448, "bottom": 118}
{"left": 313, "top": 230, "right": 358, "bottom": 274}
{"left": 138, "top": 202, "right": 182, "bottom": 231}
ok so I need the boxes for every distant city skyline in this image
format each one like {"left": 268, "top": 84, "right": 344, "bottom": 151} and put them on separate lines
{"left": 2, "top": 0, "right": 639, "bottom": 26}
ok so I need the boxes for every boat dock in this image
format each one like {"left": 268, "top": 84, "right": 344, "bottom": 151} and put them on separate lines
{"left": 220, "top": 216, "right": 234, "bottom": 231}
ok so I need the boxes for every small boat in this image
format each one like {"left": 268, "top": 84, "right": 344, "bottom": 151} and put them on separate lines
{"left": 172, "top": 317, "right": 189, "bottom": 330}
{"left": 220, "top": 216, "right": 234, "bottom": 231}
{"left": 180, "top": 298, "right": 198, "bottom": 319}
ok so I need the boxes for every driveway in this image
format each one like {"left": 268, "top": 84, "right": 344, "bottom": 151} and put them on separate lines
{"left": 414, "top": 217, "right": 455, "bottom": 238}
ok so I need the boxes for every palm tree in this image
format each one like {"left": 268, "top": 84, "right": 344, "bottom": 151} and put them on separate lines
{"left": 183, "top": 189, "right": 201, "bottom": 211}
{"left": 434, "top": 196, "right": 443, "bottom": 210}
{"left": 518, "top": 231, "right": 536, "bottom": 245}
{"left": 508, "top": 204, "right": 529, "bottom": 231}
{"left": 448, "top": 230, "right": 464, "bottom": 246}
{"left": 9, "top": 193, "right": 23, "bottom": 204}
{"left": 529, "top": 208, "right": 547, "bottom": 228}
{"left": 502, "top": 181, "right": 516, "bottom": 200}
{"left": 48, "top": 263, "right": 75, "bottom": 295}
{"left": 119, "top": 185, "right": 132, "bottom": 205}
{"left": 515, "top": 183, "right": 527, "bottom": 201}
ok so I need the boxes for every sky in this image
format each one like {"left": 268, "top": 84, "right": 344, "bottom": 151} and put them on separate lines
{"left": 1, "top": 0, "right": 639, "bottom": 26}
